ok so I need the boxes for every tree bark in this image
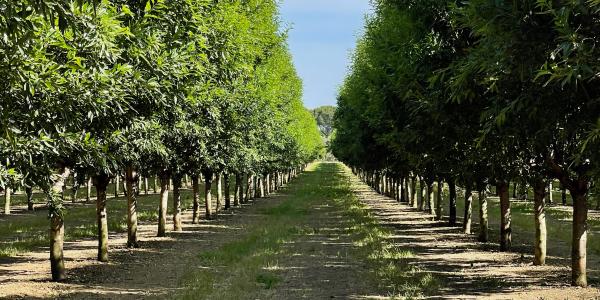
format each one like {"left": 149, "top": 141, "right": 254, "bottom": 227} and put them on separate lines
{"left": 436, "top": 181, "right": 443, "bottom": 220}
{"left": 204, "top": 172, "right": 213, "bottom": 219}
{"left": 463, "top": 184, "right": 473, "bottom": 234}
{"left": 570, "top": 183, "right": 589, "bottom": 287}
{"left": 71, "top": 174, "right": 79, "bottom": 203}
{"left": 410, "top": 176, "right": 417, "bottom": 207}
{"left": 234, "top": 174, "right": 242, "bottom": 207}
{"left": 245, "top": 174, "right": 253, "bottom": 203}
{"left": 172, "top": 175, "right": 183, "bottom": 232}
{"left": 417, "top": 178, "right": 424, "bottom": 210}
{"left": 158, "top": 174, "right": 169, "bottom": 237}
{"left": 224, "top": 173, "right": 231, "bottom": 210}
{"left": 86, "top": 177, "right": 92, "bottom": 202}
{"left": 26, "top": 187, "right": 34, "bottom": 211}
{"left": 122, "top": 176, "right": 128, "bottom": 197}
{"left": 533, "top": 180, "right": 547, "bottom": 265}
{"left": 265, "top": 174, "right": 271, "bottom": 195}
{"left": 50, "top": 166, "right": 70, "bottom": 281}
{"left": 478, "top": 188, "right": 488, "bottom": 242}
{"left": 125, "top": 167, "right": 139, "bottom": 248}
{"left": 404, "top": 178, "right": 410, "bottom": 204}
{"left": 192, "top": 176, "right": 200, "bottom": 224}
{"left": 259, "top": 176, "right": 265, "bottom": 198}
{"left": 448, "top": 179, "right": 457, "bottom": 226}
{"left": 426, "top": 182, "right": 434, "bottom": 215}
{"left": 547, "top": 182, "right": 553, "bottom": 204}
{"left": 114, "top": 176, "right": 120, "bottom": 198}
{"left": 153, "top": 176, "right": 158, "bottom": 194}
{"left": 215, "top": 173, "right": 222, "bottom": 211}
{"left": 498, "top": 181, "right": 511, "bottom": 251}
{"left": 94, "top": 174, "right": 110, "bottom": 262}
{"left": 4, "top": 187, "right": 10, "bottom": 215}
{"left": 144, "top": 177, "right": 149, "bottom": 195}
{"left": 254, "top": 175, "right": 259, "bottom": 198}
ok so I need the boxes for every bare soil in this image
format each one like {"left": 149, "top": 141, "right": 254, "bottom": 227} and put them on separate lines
{"left": 348, "top": 173, "right": 600, "bottom": 299}
{"left": 1, "top": 166, "right": 599, "bottom": 299}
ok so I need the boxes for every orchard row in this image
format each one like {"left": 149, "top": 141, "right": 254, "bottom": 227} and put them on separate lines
{"left": 0, "top": 0, "right": 324, "bottom": 281}
{"left": 332, "top": 0, "right": 600, "bottom": 287}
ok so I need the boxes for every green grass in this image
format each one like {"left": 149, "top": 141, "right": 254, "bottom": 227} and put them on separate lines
{"left": 444, "top": 185, "right": 600, "bottom": 281}
{"left": 0, "top": 181, "right": 222, "bottom": 259}
{"left": 178, "top": 168, "right": 318, "bottom": 299}
{"left": 328, "top": 165, "right": 439, "bottom": 298}
{"left": 178, "top": 163, "right": 438, "bottom": 299}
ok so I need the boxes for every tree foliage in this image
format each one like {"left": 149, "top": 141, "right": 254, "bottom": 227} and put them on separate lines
{"left": 332, "top": 0, "right": 600, "bottom": 287}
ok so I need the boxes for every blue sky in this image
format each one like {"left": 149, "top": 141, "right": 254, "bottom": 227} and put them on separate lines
{"left": 279, "top": 0, "right": 372, "bottom": 109}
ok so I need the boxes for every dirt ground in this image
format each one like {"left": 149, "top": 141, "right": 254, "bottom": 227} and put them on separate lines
{"left": 1, "top": 166, "right": 599, "bottom": 299}
{"left": 347, "top": 172, "right": 600, "bottom": 299}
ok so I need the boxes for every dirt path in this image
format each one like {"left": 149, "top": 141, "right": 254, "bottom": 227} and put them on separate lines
{"left": 272, "top": 200, "right": 381, "bottom": 299}
{"left": 347, "top": 170, "right": 600, "bottom": 299}
{"left": 0, "top": 197, "right": 288, "bottom": 299}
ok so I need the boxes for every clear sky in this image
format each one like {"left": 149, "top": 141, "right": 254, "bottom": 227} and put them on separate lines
{"left": 279, "top": 0, "right": 372, "bottom": 109}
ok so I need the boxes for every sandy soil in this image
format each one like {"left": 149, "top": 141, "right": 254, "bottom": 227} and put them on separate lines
{"left": 347, "top": 171, "right": 600, "bottom": 299}
{"left": 0, "top": 198, "right": 280, "bottom": 299}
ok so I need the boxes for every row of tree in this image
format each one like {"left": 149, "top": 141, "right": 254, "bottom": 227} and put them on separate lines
{"left": 331, "top": 0, "right": 599, "bottom": 287}
{"left": 0, "top": 0, "right": 323, "bottom": 281}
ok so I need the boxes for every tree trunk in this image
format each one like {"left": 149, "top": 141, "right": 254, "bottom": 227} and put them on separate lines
{"left": 512, "top": 182, "right": 517, "bottom": 199}
{"left": 71, "top": 174, "right": 78, "bottom": 203}
{"left": 404, "top": 178, "right": 410, "bottom": 204}
{"left": 215, "top": 173, "right": 222, "bottom": 211}
{"left": 547, "top": 182, "right": 553, "bottom": 204}
{"left": 224, "top": 173, "right": 231, "bottom": 210}
{"left": 478, "top": 188, "right": 488, "bottom": 242}
{"left": 234, "top": 174, "right": 242, "bottom": 207}
{"left": 153, "top": 176, "right": 158, "bottom": 194}
{"left": 395, "top": 178, "right": 400, "bottom": 202}
{"left": 533, "top": 180, "right": 547, "bottom": 266}
{"left": 426, "top": 182, "right": 434, "bottom": 215}
{"left": 448, "top": 179, "right": 457, "bottom": 226}
{"left": 50, "top": 166, "right": 70, "bottom": 281}
{"left": 498, "top": 181, "right": 511, "bottom": 251}
{"left": 114, "top": 176, "right": 120, "bottom": 198}
{"left": 436, "top": 181, "right": 443, "bottom": 220}
{"left": 125, "top": 167, "right": 139, "bottom": 248}
{"left": 86, "top": 177, "right": 92, "bottom": 202}
{"left": 4, "top": 187, "right": 10, "bottom": 215}
{"left": 172, "top": 175, "right": 182, "bottom": 232}
{"left": 254, "top": 175, "right": 259, "bottom": 198}
{"left": 417, "top": 178, "right": 424, "bottom": 210}
{"left": 205, "top": 172, "right": 213, "bottom": 219}
{"left": 463, "top": 184, "right": 473, "bottom": 234}
{"left": 410, "top": 176, "right": 417, "bottom": 207}
{"left": 144, "top": 177, "right": 149, "bottom": 195}
{"left": 122, "top": 177, "right": 128, "bottom": 197}
{"left": 192, "top": 175, "right": 200, "bottom": 224}
{"left": 570, "top": 183, "right": 589, "bottom": 287}
{"left": 94, "top": 174, "right": 110, "bottom": 262}
{"left": 26, "top": 187, "right": 34, "bottom": 211}
{"left": 266, "top": 174, "right": 271, "bottom": 195}
{"left": 259, "top": 176, "right": 265, "bottom": 198}
{"left": 158, "top": 174, "right": 169, "bottom": 237}
{"left": 245, "top": 174, "right": 253, "bottom": 203}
